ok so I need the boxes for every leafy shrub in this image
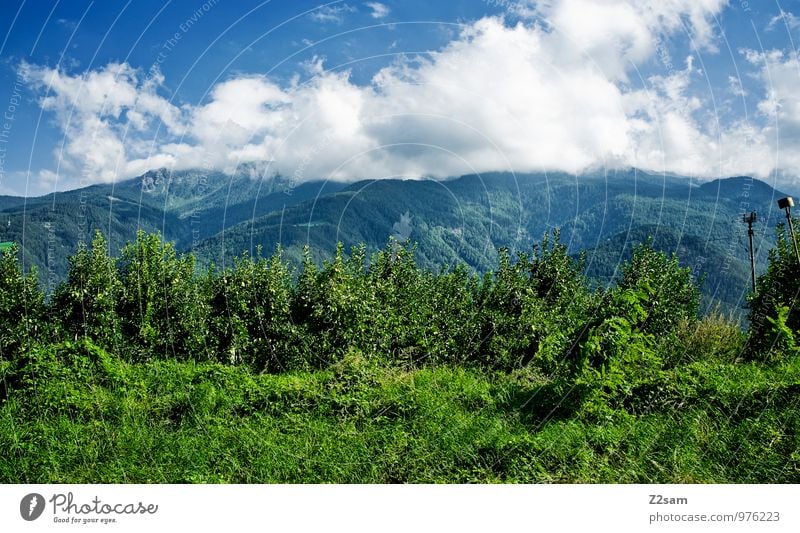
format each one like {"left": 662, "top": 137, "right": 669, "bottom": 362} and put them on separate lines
{"left": 526, "top": 229, "right": 588, "bottom": 306}
{"left": 476, "top": 248, "right": 540, "bottom": 370}
{"left": 0, "top": 229, "right": 735, "bottom": 379}
{"left": 763, "top": 305, "right": 800, "bottom": 361}
{"left": 616, "top": 242, "right": 700, "bottom": 338}
{"left": 207, "top": 248, "right": 302, "bottom": 372}
{"left": 366, "top": 241, "right": 430, "bottom": 365}
{"left": 0, "top": 244, "right": 45, "bottom": 360}
{"left": 569, "top": 242, "right": 708, "bottom": 414}
{"left": 292, "top": 244, "right": 378, "bottom": 367}
{"left": 117, "top": 231, "right": 209, "bottom": 362}
{"left": 419, "top": 263, "right": 482, "bottom": 365}
{"left": 573, "top": 286, "right": 663, "bottom": 412}
{"left": 51, "top": 231, "right": 123, "bottom": 350}
{"left": 747, "top": 222, "right": 800, "bottom": 358}
{"left": 477, "top": 231, "right": 595, "bottom": 373}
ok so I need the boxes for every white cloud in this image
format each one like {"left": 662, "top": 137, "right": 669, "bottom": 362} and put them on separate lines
{"left": 767, "top": 9, "right": 800, "bottom": 31}
{"left": 20, "top": 62, "right": 186, "bottom": 184}
{"left": 309, "top": 4, "right": 357, "bottom": 24}
{"left": 741, "top": 49, "right": 800, "bottom": 179}
{"left": 508, "top": 0, "right": 726, "bottom": 80}
{"left": 363, "top": 18, "right": 631, "bottom": 175}
{"left": 365, "top": 2, "right": 390, "bottom": 19}
{"left": 728, "top": 75, "right": 746, "bottom": 97}
{"left": 23, "top": 0, "right": 800, "bottom": 191}
{"left": 746, "top": 50, "right": 800, "bottom": 131}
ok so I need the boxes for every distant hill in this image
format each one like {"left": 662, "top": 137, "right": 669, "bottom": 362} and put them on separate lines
{"left": 0, "top": 167, "right": 344, "bottom": 289}
{"left": 192, "top": 170, "right": 788, "bottom": 315}
{"left": 0, "top": 167, "right": 791, "bottom": 315}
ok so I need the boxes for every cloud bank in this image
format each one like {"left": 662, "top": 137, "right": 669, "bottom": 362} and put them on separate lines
{"left": 19, "top": 0, "right": 800, "bottom": 190}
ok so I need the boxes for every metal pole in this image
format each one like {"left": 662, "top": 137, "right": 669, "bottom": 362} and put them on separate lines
{"left": 746, "top": 213, "right": 757, "bottom": 292}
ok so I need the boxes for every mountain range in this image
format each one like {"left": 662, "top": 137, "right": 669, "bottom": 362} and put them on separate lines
{"left": 0, "top": 166, "right": 794, "bottom": 317}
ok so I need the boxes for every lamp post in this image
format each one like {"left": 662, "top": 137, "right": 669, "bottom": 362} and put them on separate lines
{"left": 743, "top": 211, "right": 757, "bottom": 292}
{"left": 778, "top": 197, "right": 800, "bottom": 265}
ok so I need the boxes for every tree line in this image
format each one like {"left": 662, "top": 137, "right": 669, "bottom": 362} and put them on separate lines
{"left": 0, "top": 226, "right": 797, "bottom": 411}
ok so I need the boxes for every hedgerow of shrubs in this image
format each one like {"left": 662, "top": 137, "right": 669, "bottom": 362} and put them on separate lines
{"left": 2, "top": 227, "right": 800, "bottom": 483}
{"left": 0, "top": 225, "right": 797, "bottom": 418}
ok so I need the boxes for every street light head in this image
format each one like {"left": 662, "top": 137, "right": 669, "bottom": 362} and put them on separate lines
{"left": 778, "top": 197, "right": 794, "bottom": 210}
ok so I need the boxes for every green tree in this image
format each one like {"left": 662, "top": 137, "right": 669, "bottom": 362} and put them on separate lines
{"left": 477, "top": 231, "right": 596, "bottom": 372}
{"left": 420, "top": 263, "right": 482, "bottom": 366}
{"left": 51, "top": 231, "right": 122, "bottom": 350}
{"left": 616, "top": 242, "right": 700, "bottom": 338}
{"left": 292, "top": 243, "right": 377, "bottom": 367}
{"left": 573, "top": 285, "right": 662, "bottom": 411}
{"left": 0, "top": 245, "right": 45, "bottom": 360}
{"left": 117, "top": 231, "right": 209, "bottom": 362}
{"left": 366, "top": 240, "right": 428, "bottom": 365}
{"left": 747, "top": 221, "right": 800, "bottom": 359}
{"left": 207, "top": 248, "right": 301, "bottom": 372}
{"left": 476, "top": 248, "right": 539, "bottom": 370}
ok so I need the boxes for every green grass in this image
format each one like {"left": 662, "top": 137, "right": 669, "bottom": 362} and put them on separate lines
{"left": 1, "top": 341, "right": 797, "bottom": 483}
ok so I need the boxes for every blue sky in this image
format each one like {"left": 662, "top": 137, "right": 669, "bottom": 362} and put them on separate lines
{"left": 0, "top": 0, "right": 799, "bottom": 195}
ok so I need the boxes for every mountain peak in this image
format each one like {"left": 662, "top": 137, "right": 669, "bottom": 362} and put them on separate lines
{"left": 232, "top": 160, "right": 276, "bottom": 179}
{"left": 140, "top": 168, "right": 171, "bottom": 193}
{"left": 696, "top": 176, "right": 785, "bottom": 201}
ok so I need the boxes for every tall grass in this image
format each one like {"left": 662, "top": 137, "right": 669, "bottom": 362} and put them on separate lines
{"left": 1, "top": 340, "right": 797, "bottom": 483}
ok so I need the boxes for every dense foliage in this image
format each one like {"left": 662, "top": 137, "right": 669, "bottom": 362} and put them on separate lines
{"left": 1, "top": 170, "right": 786, "bottom": 320}
{"left": 747, "top": 223, "right": 800, "bottom": 360}
{"left": 0, "top": 229, "right": 798, "bottom": 483}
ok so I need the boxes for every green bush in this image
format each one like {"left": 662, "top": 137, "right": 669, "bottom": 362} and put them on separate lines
{"left": 366, "top": 241, "right": 430, "bottom": 365}
{"left": 476, "top": 231, "right": 595, "bottom": 373}
{"left": 51, "top": 231, "right": 123, "bottom": 351}
{"left": 748, "top": 221, "right": 800, "bottom": 359}
{"left": 763, "top": 305, "right": 800, "bottom": 361}
{"left": 573, "top": 285, "right": 662, "bottom": 413}
{"left": 476, "top": 248, "right": 540, "bottom": 370}
{"left": 616, "top": 242, "right": 700, "bottom": 338}
{"left": 292, "top": 244, "right": 377, "bottom": 367}
{"left": 419, "top": 263, "right": 482, "bottom": 365}
{"left": 207, "top": 248, "right": 302, "bottom": 372}
{"left": 117, "top": 231, "right": 209, "bottom": 362}
{"left": 0, "top": 244, "right": 45, "bottom": 361}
